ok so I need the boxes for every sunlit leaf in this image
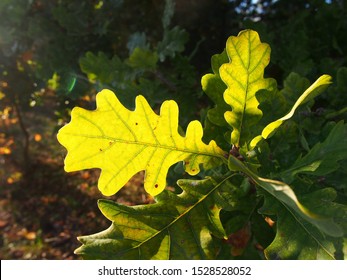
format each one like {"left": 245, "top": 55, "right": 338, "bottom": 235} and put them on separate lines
{"left": 47, "top": 72, "right": 60, "bottom": 90}
{"left": 0, "top": 91, "right": 6, "bottom": 100}
{"left": 220, "top": 29, "right": 276, "bottom": 147}
{"left": 0, "top": 147, "right": 11, "bottom": 155}
{"left": 57, "top": 89, "right": 226, "bottom": 196}
{"left": 250, "top": 74, "right": 332, "bottom": 148}
{"left": 75, "top": 177, "right": 230, "bottom": 259}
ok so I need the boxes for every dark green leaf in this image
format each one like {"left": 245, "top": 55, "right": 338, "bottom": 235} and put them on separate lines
{"left": 201, "top": 51, "right": 229, "bottom": 127}
{"left": 79, "top": 51, "right": 125, "bottom": 84}
{"left": 157, "top": 26, "right": 189, "bottom": 62}
{"left": 126, "top": 47, "right": 158, "bottom": 70}
{"left": 261, "top": 188, "right": 346, "bottom": 259}
{"left": 280, "top": 121, "right": 347, "bottom": 183}
{"left": 228, "top": 155, "right": 343, "bottom": 238}
{"left": 75, "top": 176, "right": 236, "bottom": 259}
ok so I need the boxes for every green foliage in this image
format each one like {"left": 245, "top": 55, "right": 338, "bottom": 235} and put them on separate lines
{"left": 0, "top": 0, "right": 196, "bottom": 125}
{"left": 75, "top": 177, "right": 230, "bottom": 260}
{"left": 1, "top": 0, "right": 346, "bottom": 261}
{"left": 261, "top": 188, "right": 346, "bottom": 260}
{"left": 76, "top": 0, "right": 195, "bottom": 126}
{"left": 240, "top": 0, "right": 347, "bottom": 81}
{"left": 279, "top": 121, "right": 347, "bottom": 183}
{"left": 250, "top": 74, "right": 332, "bottom": 148}
{"left": 58, "top": 29, "right": 347, "bottom": 260}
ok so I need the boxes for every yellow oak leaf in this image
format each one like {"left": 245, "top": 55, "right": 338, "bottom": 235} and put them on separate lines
{"left": 57, "top": 89, "right": 226, "bottom": 196}
{"left": 220, "top": 29, "right": 276, "bottom": 147}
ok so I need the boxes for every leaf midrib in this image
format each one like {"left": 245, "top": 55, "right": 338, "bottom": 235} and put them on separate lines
{"left": 277, "top": 202, "right": 336, "bottom": 259}
{"left": 226, "top": 31, "right": 269, "bottom": 146}
{"left": 64, "top": 132, "right": 227, "bottom": 160}
{"left": 131, "top": 173, "right": 235, "bottom": 258}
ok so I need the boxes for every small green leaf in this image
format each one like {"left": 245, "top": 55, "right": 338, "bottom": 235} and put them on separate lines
{"left": 127, "top": 32, "right": 149, "bottom": 54}
{"left": 75, "top": 177, "right": 230, "bottom": 260}
{"left": 220, "top": 29, "right": 276, "bottom": 147}
{"left": 250, "top": 74, "right": 332, "bottom": 148}
{"left": 228, "top": 155, "right": 343, "bottom": 238}
{"left": 79, "top": 51, "right": 124, "bottom": 83}
{"left": 57, "top": 89, "right": 226, "bottom": 196}
{"left": 126, "top": 47, "right": 158, "bottom": 70}
{"left": 157, "top": 26, "right": 188, "bottom": 62}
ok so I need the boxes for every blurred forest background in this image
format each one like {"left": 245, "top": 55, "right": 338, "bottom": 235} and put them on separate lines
{"left": 0, "top": 0, "right": 346, "bottom": 259}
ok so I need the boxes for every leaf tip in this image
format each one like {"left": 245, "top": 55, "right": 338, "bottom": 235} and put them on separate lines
{"left": 249, "top": 135, "right": 263, "bottom": 149}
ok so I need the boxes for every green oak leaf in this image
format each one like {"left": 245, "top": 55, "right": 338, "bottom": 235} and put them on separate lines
{"left": 250, "top": 74, "right": 332, "bottom": 148}
{"left": 201, "top": 50, "right": 229, "bottom": 127}
{"left": 157, "top": 26, "right": 188, "bottom": 62}
{"left": 279, "top": 121, "right": 347, "bottom": 183}
{"left": 74, "top": 177, "right": 232, "bottom": 260}
{"left": 220, "top": 29, "right": 276, "bottom": 147}
{"left": 126, "top": 47, "right": 158, "bottom": 70}
{"left": 228, "top": 156, "right": 343, "bottom": 238}
{"left": 126, "top": 32, "right": 149, "bottom": 54}
{"left": 79, "top": 51, "right": 125, "bottom": 84}
{"left": 57, "top": 89, "right": 226, "bottom": 196}
{"left": 261, "top": 188, "right": 346, "bottom": 259}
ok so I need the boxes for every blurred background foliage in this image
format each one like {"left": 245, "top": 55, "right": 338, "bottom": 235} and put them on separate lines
{"left": 0, "top": 0, "right": 346, "bottom": 259}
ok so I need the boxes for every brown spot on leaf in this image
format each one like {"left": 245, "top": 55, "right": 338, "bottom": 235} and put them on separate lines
{"left": 265, "top": 216, "right": 275, "bottom": 227}
{"left": 154, "top": 184, "right": 158, "bottom": 188}
{"left": 224, "top": 225, "right": 251, "bottom": 256}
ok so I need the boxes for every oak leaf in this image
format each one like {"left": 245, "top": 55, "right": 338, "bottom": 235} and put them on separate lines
{"left": 57, "top": 89, "right": 226, "bottom": 196}
{"left": 220, "top": 29, "right": 276, "bottom": 147}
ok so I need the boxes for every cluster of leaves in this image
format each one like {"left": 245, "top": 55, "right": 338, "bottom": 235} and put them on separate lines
{"left": 0, "top": 0, "right": 120, "bottom": 105}
{"left": 58, "top": 30, "right": 347, "bottom": 260}
{"left": 0, "top": 0, "right": 199, "bottom": 181}
{"left": 236, "top": 0, "right": 347, "bottom": 81}
{"left": 0, "top": 0, "right": 196, "bottom": 116}
{"left": 78, "top": 0, "right": 198, "bottom": 126}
